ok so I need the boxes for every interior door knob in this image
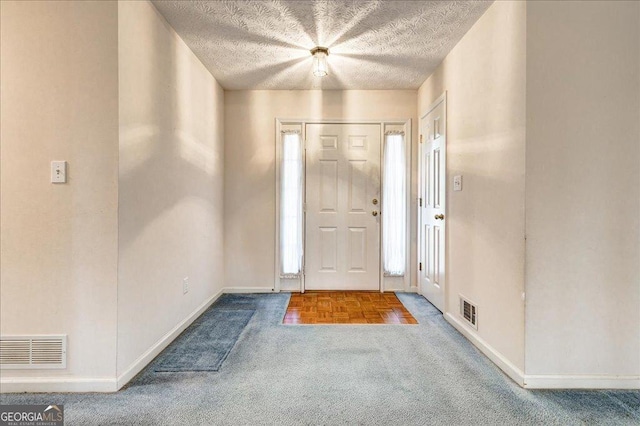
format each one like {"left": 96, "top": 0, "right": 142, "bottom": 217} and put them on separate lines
{"left": 372, "top": 211, "right": 378, "bottom": 217}
{"left": 434, "top": 214, "right": 444, "bottom": 220}
{"left": 372, "top": 198, "right": 378, "bottom": 205}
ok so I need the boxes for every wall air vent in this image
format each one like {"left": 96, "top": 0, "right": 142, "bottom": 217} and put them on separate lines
{"left": 459, "top": 296, "right": 478, "bottom": 330}
{"left": 0, "top": 335, "right": 67, "bottom": 369}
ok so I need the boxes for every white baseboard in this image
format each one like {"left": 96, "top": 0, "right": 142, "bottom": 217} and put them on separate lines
{"left": 6, "top": 288, "right": 635, "bottom": 393}
{"left": 445, "top": 312, "right": 525, "bottom": 387}
{"left": 0, "top": 376, "right": 117, "bottom": 393}
{"left": 524, "top": 375, "right": 640, "bottom": 389}
{"left": 223, "top": 286, "right": 277, "bottom": 293}
{"left": 115, "top": 288, "right": 224, "bottom": 390}
{"left": 444, "top": 313, "right": 640, "bottom": 390}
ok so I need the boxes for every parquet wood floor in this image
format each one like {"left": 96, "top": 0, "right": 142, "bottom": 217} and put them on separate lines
{"left": 282, "top": 291, "right": 418, "bottom": 325}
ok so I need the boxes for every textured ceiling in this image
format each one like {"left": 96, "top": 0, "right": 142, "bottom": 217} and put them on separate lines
{"left": 152, "top": 1, "right": 493, "bottom": 90}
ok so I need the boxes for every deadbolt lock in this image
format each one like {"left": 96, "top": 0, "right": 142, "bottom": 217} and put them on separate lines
{"left": 372, "top": 198, "right": 378, "bottom": 205}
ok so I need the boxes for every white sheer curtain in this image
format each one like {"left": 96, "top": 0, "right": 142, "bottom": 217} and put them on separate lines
{"left": 280, "top": 131, "right": 304, "bottom": 276}
{"left": 383, "top": 132, "right": 406, "bottom": 276}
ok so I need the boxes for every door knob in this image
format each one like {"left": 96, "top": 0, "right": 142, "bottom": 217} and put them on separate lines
{"left": 372, "top": 211, "right": 378, "bottom": 217}
{"left": 434, "top": 214, "right": 444, "bottom": 220}
{"left": 372, "top": 198, "right": 378, "bottom": 205}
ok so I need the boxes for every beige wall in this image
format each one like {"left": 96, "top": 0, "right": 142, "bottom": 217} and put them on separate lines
{"left": 0, "top": 0, "right": 119, "bottom": 382}
{"left": 224, "top": 90, "right": 417, "bottom": 290}
{"left": 117, "top": 1, "right": 225, "bottom": 376}
{"left": 525, "top": 0, "right": 640, "bottom": 378}
{"left": 417, "top": 1, "right": 527, "bottom": 371}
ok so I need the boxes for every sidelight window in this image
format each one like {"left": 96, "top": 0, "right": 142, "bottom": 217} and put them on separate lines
{"left": 280, "top": 131, "right": 304, "bottom": 276}
{"left": 383, "top": 131, "right": 406, "bottom": 276}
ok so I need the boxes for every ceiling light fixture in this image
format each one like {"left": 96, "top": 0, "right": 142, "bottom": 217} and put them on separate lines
{"left": 310, "top": 46, "right": 329, "bottom": 77}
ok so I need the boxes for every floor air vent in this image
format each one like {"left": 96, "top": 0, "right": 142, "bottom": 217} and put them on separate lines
{"left": 0, "top": 335, "right": 67, "bottom": 369}
{"left": 459, "top": 297, "right": 478, "bottom": 329}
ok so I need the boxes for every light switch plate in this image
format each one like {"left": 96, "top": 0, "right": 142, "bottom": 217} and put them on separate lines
{"left": 51, "top": 161, "right": 67, "bottom": 183}
{"left": 453, "top": 175, "right": 462, "bottom": 191}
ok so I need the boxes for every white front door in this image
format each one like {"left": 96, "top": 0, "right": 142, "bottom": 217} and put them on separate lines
{"left": 305, "top": 123, "right": 381, "bottom": 290}
{"left": 419, "top": 97, "right": 446, "bottom": 312}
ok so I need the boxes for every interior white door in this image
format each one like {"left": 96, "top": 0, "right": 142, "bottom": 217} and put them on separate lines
{"left": 419, "top": 98, "right": 446, "bottom": 312}
{"left": 305, "top": 123, "right": 381, "bottom": 290}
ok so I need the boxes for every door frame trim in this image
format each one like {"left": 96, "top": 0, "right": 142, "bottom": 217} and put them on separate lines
{"left": 275, "top": 118, "right": 412, "bottom": 293}
{"left": 417, "top": 92, "right": 447, "bottom": 309}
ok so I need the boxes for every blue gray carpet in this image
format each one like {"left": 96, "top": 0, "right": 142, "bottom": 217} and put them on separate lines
{"left": 1, "top": 293, "right": 638, "bottom": 425}
{"left": 154, "top": 309, "right": 254, "bottom": 372}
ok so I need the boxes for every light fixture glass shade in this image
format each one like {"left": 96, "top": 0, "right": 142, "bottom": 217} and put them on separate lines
{"left": 311, "top": 47, "right": 329, "bottom": 77}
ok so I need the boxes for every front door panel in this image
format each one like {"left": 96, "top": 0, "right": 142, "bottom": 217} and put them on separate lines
{"left": 305, "top": 124, "right": 381, "bottom": 290}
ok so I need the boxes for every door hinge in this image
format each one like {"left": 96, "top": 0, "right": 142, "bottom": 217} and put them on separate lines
{"left": 419, "top": 134, "right": 423, "bottom": 143}
{"left": 419, "top": 197, "right": 423, "bottom": 207}
{"left": 419, "top": 262, "right": 422, "bottom": 271}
